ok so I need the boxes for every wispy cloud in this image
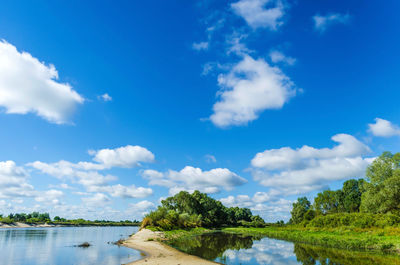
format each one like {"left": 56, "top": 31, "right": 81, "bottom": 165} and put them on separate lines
{"left": 192, "top": 41, "right": 209, "bottom": 51}
{"left": 313, "top": 13, "right": 350, "bottom": 33}
{"left": 269, "top": 50, "right": 296, "bottom": 65}
{"left": 231, "top": 0, "right": 286, "bottom": 30}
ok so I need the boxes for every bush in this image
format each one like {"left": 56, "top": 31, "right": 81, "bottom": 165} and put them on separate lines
{"left": 307, "top": 213, "right": 400, "bottom": 229}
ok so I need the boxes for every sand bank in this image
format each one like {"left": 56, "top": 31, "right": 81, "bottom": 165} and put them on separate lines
{"left": 0, "top": 222, "right": 57, "bottom": 228}
{"left": 123, "top": 228, "right": 219, "bottom": 265}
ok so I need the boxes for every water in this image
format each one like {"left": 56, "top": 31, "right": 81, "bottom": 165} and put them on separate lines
{"left": 0, "top": 226, "right": 142, "bottom": 265}
{"left": 167, "top": 232, "right": 400, "bottom": 265}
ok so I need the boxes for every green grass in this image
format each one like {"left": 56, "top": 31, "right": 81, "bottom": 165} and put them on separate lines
{"left": 222, "top": 226, "right": 400, "bottom": 253}
{"left": 162, "top": 227, "right": 212, "bottom": 240}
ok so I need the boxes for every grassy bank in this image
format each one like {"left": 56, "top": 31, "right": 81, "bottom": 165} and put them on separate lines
{"left": 222, "top": 226, "right": 400, "bottom": 253}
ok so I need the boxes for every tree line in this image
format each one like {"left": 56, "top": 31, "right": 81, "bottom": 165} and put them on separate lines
{"left": 142, "top": 190, "right": 265, "bottom": 230}
{"left": 290, "top": 152, "right": 400, "bottom": 226}
{"left": 0, "top": 212, "right": 140, "bottom": 226}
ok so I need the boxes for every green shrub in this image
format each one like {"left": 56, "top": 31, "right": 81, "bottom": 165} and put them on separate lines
{"left": 307, "top": 213, "right": 400, "bottom": 229}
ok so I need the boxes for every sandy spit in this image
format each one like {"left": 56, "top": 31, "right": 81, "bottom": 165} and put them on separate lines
{"left": 123, "top": 228, "right": 219, "bottom": 265}
{"left": 0, "top": 222, "right": 58, "bottom": 228}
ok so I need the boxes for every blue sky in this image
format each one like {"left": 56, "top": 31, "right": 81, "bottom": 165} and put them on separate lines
{"left": 0, "top": 0, "right": 399, "bottom": 221}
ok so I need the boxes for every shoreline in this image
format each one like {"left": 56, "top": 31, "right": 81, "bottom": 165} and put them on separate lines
{"left": 222, "top": 227, "right": 400, "bottom": 254}
{"left": 0, "top": 222, "right": 139, "bottom": 229}
{"left": 123, "top": 228, "right": 219, "bottom": 265}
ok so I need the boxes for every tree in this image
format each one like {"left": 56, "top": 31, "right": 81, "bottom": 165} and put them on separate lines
{"left": 342, "top": 179, "right": 366, "bottom": 213}
{"left": 314, "top": 190, "right": 343, "bottom": 215}
{"left": 290, "top": 197, "right": 311, "bottom": 224}
{"left": 361, "top": 152, "right": 400, "bottom": 214}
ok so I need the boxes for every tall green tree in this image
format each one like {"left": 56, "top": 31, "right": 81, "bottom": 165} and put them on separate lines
{"left": 314, "top": 190, "right": 343, "bottom": 214}
{"left": 342, "top": 179, "right": 366, "bottom": 213}
{"left": 290, "top": 197, "right": 311, "bottom": 224}
{"left": 361, "top": 152, "right": 400, "bottom": 214}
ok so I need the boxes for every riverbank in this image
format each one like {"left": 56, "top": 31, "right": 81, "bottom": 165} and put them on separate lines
{"left": 123, "top": 228, "right": 219, "bottom": 265}
{"left": 223, "top": 226, "right": 400, "bottom": 253}
{"left": 0, "top": 222, "right": 58, "bottom": 228}
{"left": 0, "top": 222, "right": 139, "bottom": 228}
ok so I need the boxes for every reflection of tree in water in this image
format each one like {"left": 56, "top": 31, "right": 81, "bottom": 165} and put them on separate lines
{"left": 294, "top": 243, "right": 400, "bottom": 265}
{"left": 167, "top": 232, "right": 263, "bottom": 261}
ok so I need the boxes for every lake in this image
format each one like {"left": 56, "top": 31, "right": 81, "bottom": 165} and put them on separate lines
{"left": 166, "top": 231, "right": 400, "bottom": 265}
{"left": 0, "top": 226, "right": 141, "bottom": 265}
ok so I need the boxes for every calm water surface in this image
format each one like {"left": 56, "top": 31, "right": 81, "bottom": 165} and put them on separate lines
{"left": 167, "top": 232, "right": 400, "bottom": 265}
{"left": 0, "top": 226, "right": 141, "bottom": 265}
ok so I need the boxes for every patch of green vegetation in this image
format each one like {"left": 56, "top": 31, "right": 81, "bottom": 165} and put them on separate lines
{"left": 289, "top": 152, "right": 400, "bottom": 230}
{"left": 141, "top": 190, "right": 265, "bottom": 231}
{"left": 0, "top": 212, "right": 140, "bottom": 226}
{"left": 222, "top": 226, "right": 400, "bottom": 253}
{"left": 163, "top": 227, "right": 212, "bottom": 240}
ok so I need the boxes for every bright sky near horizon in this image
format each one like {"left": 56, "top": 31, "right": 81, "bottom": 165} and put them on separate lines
{"left": 0, "top": 0, "right": 400, "bottom": 222}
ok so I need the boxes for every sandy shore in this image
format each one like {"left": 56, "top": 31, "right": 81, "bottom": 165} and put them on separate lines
{"left": 0, "top": 222, "right": 57, "bottom": 228}
{"left": 123, "top": 228, "right": 219, "bottom": 265}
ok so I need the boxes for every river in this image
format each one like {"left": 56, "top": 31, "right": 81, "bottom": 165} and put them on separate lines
{"left": 0, "top": 226, "right": 141, "bottom": 265}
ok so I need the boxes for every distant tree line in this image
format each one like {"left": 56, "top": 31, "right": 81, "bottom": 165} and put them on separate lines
{"left": 290, "top": 152, "right": 400, "bottom": 227}
{"left": 0, "top": 212, "right": 140, "bottom": 226}
{"left": 142, "top": 190, "right": 265, "bottom": 230}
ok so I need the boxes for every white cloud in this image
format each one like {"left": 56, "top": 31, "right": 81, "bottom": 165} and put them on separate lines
{"left": 130, "top": 200, "right": 155, "bottom": 211}
{"left": 99, "top": 93, "right": 112, "bottom": 102}
{"left": 29, "top": 145, "right": 154, "bottom": 175}
{"left": 210, "top": 55, "right": 296, "bottom": 127}
{"left": 269, "top": 50, "right": 296, "bottom": 65}
{"left": 125, "top": 200, "right": 156, "bottom": 220}
{"left": 251, "top": 134, "right": 372, "bottom": 195}
{"left": 28, "top": 145, "right": 155, "bottom": 199}
{"left": 91, "top": 145, "right": 155, "bottom": 168}
{"left": 0, "top": 40, "right": 84, "bottom": 124}
{"left": 219, "top": 192, "right": 292, "bottom": 221}
{"left": 205, "top": 154, "right": 217, "bottom": 163}
{"left": 35, "top": 189, "right": 63, "bottom": 205}
{"left": 89, "top": 184, "right": 153, "bottom": 198}
{"left": 142, "top": 166, "right": 247, "bottom": 195}
{"left": 82, "top": 193, "right": 110, "bottom": 207}
{"left": 313, "top": 13, "right": 350, "bottom": 32}
{"left": 192, "top": 41, "right": 209, "bottom": 51}
{"left": 0, "top": 160, "right": 35, "bottom": 198}
{"left": 231, "top": 0, "right": 285, "bottom": 30}
{"left": 368, "top": 118, "right": 400, "bottom": 137}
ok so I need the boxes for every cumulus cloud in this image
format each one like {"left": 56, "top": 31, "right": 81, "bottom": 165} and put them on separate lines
{"left": 124, "top": 200, "right": 156, "bottom": 220}
{"left": 219, "top": 192, "right": 292, "bottom": 221}
{"left": 91, "top": 145, "right": 155, "bottom": 168}
{"left": 0, "top": 160, "right": 35, "bottom": 198}
{"left": 231, "top": 0, "right": 285, "bottom": 30}
{"left": 35, "top": 189, "right": 63, "bottom": 205}
{"left": 89, "top": 184, "right": 153, "bottom": 198}
{"left": 82, "top": 193, "right": 110, "bottom": 207}
{"left": 0, "top": 40, "right": 84, "bottom": 124}
{"left": 313, "top": 13, "right": 350, "bottom": 32}
{"left": 368, "top": 118, "right": 400, "bottom": 137}
{"left": 269, "top": 50, "right": 296, "bottom": 65}
{"left": 28, "top": 145, "right": 155, "bottom": 199}
{"left": 142, "top": 166, "right": 247, "bottom": 195}
{"left": 251, "top": 134, "right": 372, "bottom": 195}
{"left": 210, "top": 55, "right": 296, "bottom": 127}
